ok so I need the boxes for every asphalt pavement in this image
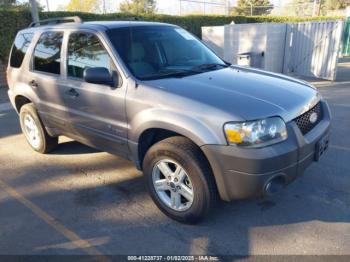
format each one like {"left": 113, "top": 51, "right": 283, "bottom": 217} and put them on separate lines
{"left": 0, "top": 67, "right": 349, "bottom": 257}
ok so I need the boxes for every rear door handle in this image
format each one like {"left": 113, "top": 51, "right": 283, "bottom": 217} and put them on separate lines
{"left": 65, "top": 88, "right": 79, "bottom": 98}
{"left": 29, "top": 80, "right": 38, "bottom": 88}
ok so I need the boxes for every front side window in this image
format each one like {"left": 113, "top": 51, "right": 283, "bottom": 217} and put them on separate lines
{"left": 67, "top": 32, "right": 114, "bottom": 79}
{"left": 106, "top": 26, "right": 227, "bottom": 80}
{"left": 33, "top": 31, "right": 63, "bottom": 75}
{"left": 10, "top": 33, "right": 34, "bottom": 68}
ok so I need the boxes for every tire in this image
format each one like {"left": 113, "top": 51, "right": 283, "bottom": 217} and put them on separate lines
{"left": 19, "top": 103, "right": 58, "bottom": 154}
{"left": 143, "top": 136, "right": 218, "bottom": 224}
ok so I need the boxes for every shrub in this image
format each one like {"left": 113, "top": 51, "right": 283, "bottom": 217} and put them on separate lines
{"left": 0, "top": 10, "right": 343, "bottom": 61}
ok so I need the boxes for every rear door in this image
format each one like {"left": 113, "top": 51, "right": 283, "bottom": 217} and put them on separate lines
{"left": 29, "top": 30, "right": 73, "bottom": 134}
{"left": 60, "top": 30, "right": 128, "bottom": 157}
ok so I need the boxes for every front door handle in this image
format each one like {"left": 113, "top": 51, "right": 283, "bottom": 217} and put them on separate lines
{"left": 29, "top": 80, "right": 38, "bottom": 88}
{"left": 65, "top": 88, "right": 79, "bottom": 98}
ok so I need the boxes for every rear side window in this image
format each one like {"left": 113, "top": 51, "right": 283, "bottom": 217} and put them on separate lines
{"left": 33, "top": 31, "right": 63, "bottom": 75}
{"left": 67, "top": 32, "right": 114, "bottom": 79}
{"left": 10, "top": 33, "right": 34, "bottom": 68}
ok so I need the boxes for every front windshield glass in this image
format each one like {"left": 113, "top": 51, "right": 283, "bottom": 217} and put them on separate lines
{"left": 106, "top": 25, "right": 227, "bottom": 80}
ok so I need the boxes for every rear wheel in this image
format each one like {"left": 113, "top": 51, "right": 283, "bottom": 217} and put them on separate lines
{"left": 143, "top": 136, "right": 217, "bottom": 224}
{"left": 19, "top": 103, "right": 58, "bottom": 153}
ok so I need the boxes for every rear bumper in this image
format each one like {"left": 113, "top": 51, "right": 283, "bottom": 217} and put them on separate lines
{"left": 201, "top": 100, "right": 331, "bottom": 201}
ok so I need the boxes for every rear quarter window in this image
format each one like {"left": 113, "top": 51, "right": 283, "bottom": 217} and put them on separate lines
{"left": 10, "top": 33, "right": 34, "bottom": 68}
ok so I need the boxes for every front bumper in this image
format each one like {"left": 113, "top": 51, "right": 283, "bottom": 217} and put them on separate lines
{"left": 201, "top": 100, "right": 331, "bottom": 201}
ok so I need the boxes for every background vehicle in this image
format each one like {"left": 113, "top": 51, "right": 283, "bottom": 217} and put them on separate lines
{"left": 7, "top": 17, "right": 331, "bottom": 223}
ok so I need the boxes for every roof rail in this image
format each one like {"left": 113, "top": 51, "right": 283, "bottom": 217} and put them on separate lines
{"left": 28, "top": 16, "right": 82, "bottom": 28}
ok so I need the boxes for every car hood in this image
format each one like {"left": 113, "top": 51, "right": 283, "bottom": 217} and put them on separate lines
{"left": 144, "top": 66, "right": 320, "bottom": 122}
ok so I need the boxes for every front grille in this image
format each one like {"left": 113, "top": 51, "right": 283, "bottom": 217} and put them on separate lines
{"left": 294, "top": 102, "right": 323, "bottom": 135}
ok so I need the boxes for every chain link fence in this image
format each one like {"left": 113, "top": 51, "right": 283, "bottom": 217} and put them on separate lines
{"left": 37, "top": 0, "right": 348, "bottom": 17}
{"left": 232, "top": 3, "right": 347, "bottom": 17}
{"left": 271, "top": 3, "right": 347, "bottom": 17}
{"left": 177, "top": 0, "right": 228, "bottom": 16}
{"left": 165, "top": 1, "right": 347, "bottom": 17}
{"left": 38, "top": 0, "right": 229, "bottom": 15}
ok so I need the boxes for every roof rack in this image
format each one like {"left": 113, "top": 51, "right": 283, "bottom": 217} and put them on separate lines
{"left": 28, "top": 16, "right": 82, "bottom": 28}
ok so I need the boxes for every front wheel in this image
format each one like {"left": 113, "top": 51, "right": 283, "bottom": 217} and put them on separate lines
{"left": 19, "top": 103, "right": 58, "bottom": 154}
{"left": 143, "top": 136, "right": 218, "bottom": 224}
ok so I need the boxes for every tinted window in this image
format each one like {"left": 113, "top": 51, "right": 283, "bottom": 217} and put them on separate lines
{"left": 68, "top": 32, "right": 114, "bottom": 79}
{"left": 107, "top": 26, "right": 225, "bottom": 80}
{"left": 10, "top": 33, "right": 34, "bottom": 68}
{"left": 33, "top": 32, "right": 63, "bottom": 75}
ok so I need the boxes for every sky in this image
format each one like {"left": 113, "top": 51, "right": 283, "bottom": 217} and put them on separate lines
{"left": 35, "top": 0, "right": 288, "bottom": 14}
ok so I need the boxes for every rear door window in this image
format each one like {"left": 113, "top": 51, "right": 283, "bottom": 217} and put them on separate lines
{"left": 33, "top": 31, "right": 63, "bottom": 75}
{"left": 67, "top": 32, "right": 114, "bottom": 79}
{"left": 10, "top": 33, "right": 34, "bottom": 68}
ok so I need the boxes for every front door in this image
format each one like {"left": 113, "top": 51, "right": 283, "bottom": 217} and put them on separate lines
{"left": 60, "top": 31, "right": 128, "bottom": 157}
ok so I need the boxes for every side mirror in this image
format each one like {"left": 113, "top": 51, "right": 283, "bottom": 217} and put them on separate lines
{"left": 83, "top": 67, "right": 118, "bottom": 88}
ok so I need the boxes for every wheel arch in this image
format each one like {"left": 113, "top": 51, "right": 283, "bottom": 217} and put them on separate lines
{"left": 134, "top": 123, "right": 220, "bottom": 179}
{"left": 135, "top": 127, "right": 230, "bottom": 202}
{"left": 137, "top": 128, "right": 184, "bottom": 169}
{"left": 129, "top": 110, "right": 223, "bottom": 170}
{"left": 129, "top": 109, "right": 222, "bottom": 146}
{"left": 14, "top": 95, "right": 32, "bottom": 113}
{"left": 12, "top": 83, "right": 39, "bottom": 113}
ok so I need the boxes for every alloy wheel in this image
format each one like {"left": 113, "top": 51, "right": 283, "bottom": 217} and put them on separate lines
{"left": 152, "top": 159, "right": 194, "bottom": 211}
{"left": 23, "top": 113, "right": 41, "bottom": 149}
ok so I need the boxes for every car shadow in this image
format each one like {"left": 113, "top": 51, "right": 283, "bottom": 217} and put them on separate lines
{"left": 52, "top": 140, "right": 100, "bottom": 155}
{"left": 0, "top": 109, "right": 21, "bottom": 138}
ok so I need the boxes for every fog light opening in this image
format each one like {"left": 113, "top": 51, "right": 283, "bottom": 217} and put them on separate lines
{"left": 264, "top": 176, "right": 285, "bottom": 196}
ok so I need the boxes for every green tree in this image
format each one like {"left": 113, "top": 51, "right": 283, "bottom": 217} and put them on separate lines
{"left": 282, "top": 0, "right": 349, "bottom": 17}
{"left": 232, "top": 0, "right": 273, "bottom": 16}
{"left": 283, "top": 0, "right": 315, "bottom": 17}
{"left": 67, "top": 0, "right": 100, "bottom": 13}
{"left": 0, "top": 0, "right": 16, "bottom": 9}
{"left": 324, "top": 0, "right": 349, "bottom": 10}
{"left": 119, "top": 0, "right": 156, "bottom": 15}
{"left": 0, "top": 0, "right": 42, "bottom": 11}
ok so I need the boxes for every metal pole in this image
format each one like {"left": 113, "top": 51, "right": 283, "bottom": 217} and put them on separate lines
{"left": 250, "top": 3, "right": 253, "bottom": 16}
{"left": 317, "top": 0, "right": 322, "bottom": 16}
{"left": 225, "top": 0, "right": 230, "bottom": 16}
{"left": 312, "top": 0, "right": 317, "bottom": 16}
{"left": 103, "top": 0, "right": 106, "bottom": 14}
{"left": 29, "top": 0, "right": 39, "bottom": 23}
{"left": 179, "top": 0, "right": 181, "bottom": 15}
{"left": 46, "top": 0, "right": 50, "bottom": 11}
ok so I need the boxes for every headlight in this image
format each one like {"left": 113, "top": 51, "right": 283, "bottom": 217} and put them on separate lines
{"left": 224, "top": 117, "right": 288, "bottom": 148}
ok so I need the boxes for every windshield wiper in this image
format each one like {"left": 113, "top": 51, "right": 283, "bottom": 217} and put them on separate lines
{"left": 140, "top": 69, "right": 198, "bottom": 80}
{"left": 191, "top": 63, "right": 228, "bottom": 72}
{"left": 140, "top": 63, "right": 229, "bottom": 80}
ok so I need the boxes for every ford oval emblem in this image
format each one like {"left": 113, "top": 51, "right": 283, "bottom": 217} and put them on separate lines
{"left": 309, "top": 112, "right": 318, "bottom": 124}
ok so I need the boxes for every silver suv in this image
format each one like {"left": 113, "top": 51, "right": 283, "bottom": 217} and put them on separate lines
{"left": 7, "top": 17, "right": 331, "bottom": 223}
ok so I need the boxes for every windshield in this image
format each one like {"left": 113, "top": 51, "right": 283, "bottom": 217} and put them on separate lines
{"left": 106, "top": 25, "right": 227, "bottom": 80}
